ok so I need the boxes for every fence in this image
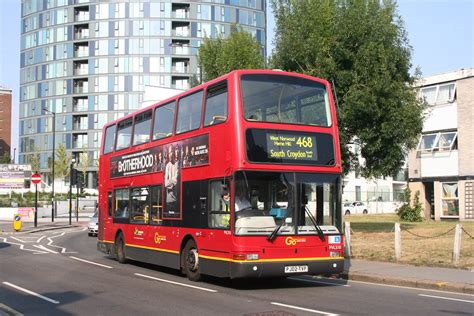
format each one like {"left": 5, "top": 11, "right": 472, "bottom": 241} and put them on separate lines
{"left": 344, "top": 222, "right": 473, "bottom": 267}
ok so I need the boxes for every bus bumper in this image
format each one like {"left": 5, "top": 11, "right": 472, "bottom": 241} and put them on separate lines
{"left": 229, "top": 258, "right": 344, "bottom": 279}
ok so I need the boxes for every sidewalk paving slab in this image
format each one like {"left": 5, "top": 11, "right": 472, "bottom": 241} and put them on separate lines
{"left": 343, "top": 259, "right": 474, "bottom": 294}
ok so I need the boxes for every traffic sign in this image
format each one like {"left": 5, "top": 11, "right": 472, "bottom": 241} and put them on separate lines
{"left": 31, "top": 173, "right": 41, "bottom": 184}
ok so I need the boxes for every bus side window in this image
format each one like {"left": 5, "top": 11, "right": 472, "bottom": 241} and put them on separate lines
{"left": 114, "top": 188, "right": 130, "bottom": 222}
{"left": 130, "top": 187, "right": 150, "bottom": 224}
{"left": 176, "top": 90, "right": 203, "bottom": 134}
{"left": 150, "top": 185, "right": 162, "bottom": 225}
{"left": 204, "top": 81, "right": 228, "bottom": 127}
{"left": 107, "top": 192, "right": 112, "bottom": 217}
{"left": 209, "top": 180, "right": 230, "bottom": 229}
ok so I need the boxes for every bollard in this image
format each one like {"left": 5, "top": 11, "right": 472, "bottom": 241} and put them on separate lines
{"left": 13, "top": 214, "right": 22, "bottom": 232}
{"left": 395, "top": 223, "right": 401, "bottom": 261}
{"left": 344, "top": 222, "right": 351, "bottom": 257}
{"left": 453, "top": 224, "right": 462, "bottom": 266}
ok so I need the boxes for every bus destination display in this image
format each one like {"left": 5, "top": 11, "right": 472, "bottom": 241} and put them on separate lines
{"left": 266, "top": 133, "right": 317, "bottom": 161}
{"left": 246, "top": 129, "right": 335, "bottom": 166}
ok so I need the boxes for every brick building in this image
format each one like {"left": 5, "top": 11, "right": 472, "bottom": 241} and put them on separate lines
{"left": 0, "top": 87, "right": 12, "bottom": 158}
{"left": 408, "top": 68, "right": 473, "bottom": 220}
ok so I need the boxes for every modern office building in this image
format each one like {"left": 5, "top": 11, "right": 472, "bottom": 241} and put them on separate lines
{"left": 19, "top": 0, "right": 266, "bottom": 189}
{"left": 0, "top": 87, "right": 12, "bottom": 159}
{"left": 408, "top": 68, "right": 473, "bottom": 220}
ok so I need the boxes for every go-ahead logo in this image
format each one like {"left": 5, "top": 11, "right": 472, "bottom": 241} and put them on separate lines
{"left": 285, "top": 236, "right": 306, "bottom": 246}
{"left": 154, "top": 232, "right": 167, "bottom": 244}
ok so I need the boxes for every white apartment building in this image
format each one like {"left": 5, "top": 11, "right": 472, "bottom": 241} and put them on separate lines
{"left": 408, "top": 68, "right": 473, "bottom": 220}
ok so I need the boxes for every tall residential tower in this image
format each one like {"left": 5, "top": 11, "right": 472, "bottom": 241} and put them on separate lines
{"left": 19, "top": 0, "right": 266, "bottom": 188}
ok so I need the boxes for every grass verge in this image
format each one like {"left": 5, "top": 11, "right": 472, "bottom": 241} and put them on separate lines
{"left": 345, "top": 214, "right": 474, "bottom": 269}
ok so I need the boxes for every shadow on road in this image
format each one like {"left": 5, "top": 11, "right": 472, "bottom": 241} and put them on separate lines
{"left": 113, "top": 256, "right": 350, "bottom": 291}
{"left": 1, "top": 284, "right": 86, "bottom": 316}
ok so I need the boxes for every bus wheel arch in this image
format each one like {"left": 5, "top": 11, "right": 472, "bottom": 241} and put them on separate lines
{"left": 115, "top": 230, "right": 127, "bottom": 264}
{"left": 181, "top": 237, "right": 202, "bottom": 282}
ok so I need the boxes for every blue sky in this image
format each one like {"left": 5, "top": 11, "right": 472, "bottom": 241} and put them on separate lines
{"left": 1, "top": 0, "right": 473, "bottom": 158}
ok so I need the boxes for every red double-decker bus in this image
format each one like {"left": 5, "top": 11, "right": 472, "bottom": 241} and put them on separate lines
{"left": 97, "top": 69, "right": 344, "bottom": 281}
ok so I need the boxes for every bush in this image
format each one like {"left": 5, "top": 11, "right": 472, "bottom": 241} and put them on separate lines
{"left": 397, "top": 188, "right": 423, "bottom": 222}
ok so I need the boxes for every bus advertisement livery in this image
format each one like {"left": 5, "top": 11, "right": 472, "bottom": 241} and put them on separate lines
{"left": 97, "top": 69, "right": 344, "bottom": 281}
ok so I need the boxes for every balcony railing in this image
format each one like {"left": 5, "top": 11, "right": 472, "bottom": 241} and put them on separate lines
{"left": 172, "top": 11, "right": 190, "bottom": 19}
{"left": 172, "top": 66, "right": 189, "bottom": 73}
{"left": 172, "top": 30, "right": 190, "bottom": 37}
{"left": 73, "top": 122, "right": 88, "bottom": 130}
{"left": 74, "top": 30, "right": 89, "bottom": 40}
{"left": 75, "top": 49, "right": 89, "bottom": 58}
{"left": 75, "top": 13, "right": 90, "bottom": 22}
{"left": 74, "top": 67, "right": 88, "bottom": 76}
{"left": 73, "top": 104, "right": 88, "bottom": 112}
{"left": 171, "top": 46, "right": 190, "bottom": 55}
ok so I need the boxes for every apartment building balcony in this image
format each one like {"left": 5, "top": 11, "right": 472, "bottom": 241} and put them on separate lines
{"left": 74, "top": 42, "right": 89, "bottom": 58}
{"left": 74, "top": 25, "right": 89, "bottom": 40}
{"left": 74, "top": 61, "right": 89, "bottom": 76}
{"left": 73, "top": 96, "right": 88, "bottom": 112}
{"left": 172, "top": 3, "right": 190, "bottom": 19}
{"left": 75, "top": 6, "right": 90, "bottom": 22}
{"left": 73, "top": 79, "right": 89, "bottom": 94}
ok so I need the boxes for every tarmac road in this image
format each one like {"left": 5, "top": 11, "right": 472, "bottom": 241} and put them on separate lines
{"left": 1, "top": 224, "right": 473, "bottom": 315}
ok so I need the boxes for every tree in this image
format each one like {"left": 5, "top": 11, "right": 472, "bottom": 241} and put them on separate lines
{"left": 54, "top": 143, "right": 71, "bottom": 181}
{"left": 271, "top": 0, "right": 423, "bottom": 177}
{"left": 76, "top": 148, "right": 91, "bottom": 190}
{"left": 27, "top": 150, "right": 41, "bottom": 173}
{"left": 198, "top": 26, "right": 265, "bottom": 82}
{"left": 0, "top": 152, "right": 11, "bottom": 164}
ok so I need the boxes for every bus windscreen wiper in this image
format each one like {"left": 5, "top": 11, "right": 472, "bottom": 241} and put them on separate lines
{"left": 305, "top": 206, "right": 325, "bottom": 242}
{"left": 267, "top": 219, "right": 286, "bottom": 242}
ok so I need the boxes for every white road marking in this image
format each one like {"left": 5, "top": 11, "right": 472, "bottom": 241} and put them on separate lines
{"left": 418, "top": 294, "right": 474, "bottom": 304}
{"left": 1, "top": 237, "right": 47, "bottom": 254}
{"left": 33, "top": 245, "right": 58, "bottom": 254}
{"left": 36, "top": 236, "right": 45, "bottom": 243}
{"left": 3, "top": 282, "right": 60, "bottom": 304}
{"left": 347, "top": 279, "right": 474, "bottom": 296}
{"left": 134, "top": 273, "right": 218, "bottom": 293}
{"left": 290, "top": 277, "right": 350, "bottom": 287}
{"left": 9, "top": 236, "right": 26, "bottom": 243}
{"left": 271, "top": 302, "right": 339, "bottom": 315}
{"left": 69, "top": 256, "right": 113, "bottom": 269}
{"left": 46, "top": 237, "right": 76, "bottom": 254}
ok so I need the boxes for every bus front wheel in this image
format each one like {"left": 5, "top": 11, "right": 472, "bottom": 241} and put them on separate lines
{"left": 115, "top": 234, "right": 127, "bottom": 264}
{"left": 182, "top": 240, "right": 201, "bottom": 281}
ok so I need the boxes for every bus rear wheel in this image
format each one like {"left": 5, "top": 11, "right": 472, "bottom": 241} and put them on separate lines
{"left": 115, "top": 234, "right": 127, "bottom": 264}
{"left": 182, "top": 240, "right": 201, "bottom": 282}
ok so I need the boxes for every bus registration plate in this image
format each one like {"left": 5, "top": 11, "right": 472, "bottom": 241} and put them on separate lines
{"left": 284, "top": 265, "right": 308, "bottom": 273}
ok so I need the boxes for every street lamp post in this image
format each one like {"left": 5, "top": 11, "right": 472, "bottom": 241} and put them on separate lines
{"left": 43, "top": 108, "right": 56, "bottom": 222}
{"left": 169, "top": 42, "right": 202, "bottom": 84}
{"left": 13, "top": 148, "right": 16, "bottom": 164}
{"left": 69, "top": 158, "right": 76, "bottom": 225}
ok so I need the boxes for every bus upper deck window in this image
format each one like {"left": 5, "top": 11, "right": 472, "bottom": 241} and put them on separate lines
{"left": 103, "top": 124, "right": 116, "bottom": 154}
{"left": 204, "top": 81, "right": 228, "bottom": 127}
{"left": 153, "top": 101, "right": 175, "bottom": 140}
{"left": 116, "top": 117, "right": 133, "bottom": 150}
{"left": 133, "top": 110, "right": 152, "bottom": 146}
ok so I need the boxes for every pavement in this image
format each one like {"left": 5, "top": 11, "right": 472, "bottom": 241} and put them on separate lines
{"left": 1, "top": 217, "right": 473, "bottom": 294}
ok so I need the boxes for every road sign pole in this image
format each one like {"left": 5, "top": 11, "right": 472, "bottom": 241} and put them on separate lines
{"left": 31, "top": 173, "right": 41, "bottom": 228}
{"left": 34, "top": 183, "right": 38, "bottom": 228}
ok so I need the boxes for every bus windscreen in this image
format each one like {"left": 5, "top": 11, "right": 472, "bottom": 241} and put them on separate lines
{"left": 241, "top": 74, "right": 332, "bottom": 127}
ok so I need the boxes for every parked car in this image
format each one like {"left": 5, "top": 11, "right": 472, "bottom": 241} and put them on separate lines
{"left": 88, "top": 211, "right": 98, "bottom": 237}
{"left": 343, "top": 202, "right": 368, "bottom": 215}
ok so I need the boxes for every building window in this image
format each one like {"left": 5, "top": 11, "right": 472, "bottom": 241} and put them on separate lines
{"left": 442, "top": 183, "right": 459, "bottom": 217}
{"left": 417, "top": 131, "right": 458, "bottom": 153}
{"left": 420, "top": 83, "right": 456, "bottom": 105}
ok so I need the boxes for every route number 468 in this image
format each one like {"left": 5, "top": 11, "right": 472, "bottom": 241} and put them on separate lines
{"left": 296, "top": 137, "right": 313, "bottom": 148}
